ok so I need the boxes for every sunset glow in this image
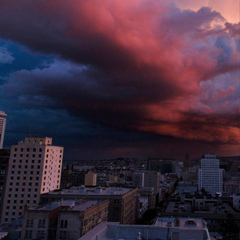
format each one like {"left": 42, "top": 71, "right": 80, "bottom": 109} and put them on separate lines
{"left": 0, "top": 0, "right": 239, "bottom": 159}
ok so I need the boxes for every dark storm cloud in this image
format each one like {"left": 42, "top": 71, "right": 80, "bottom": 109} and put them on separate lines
{"left": 0, "top": 0, "right": 239, "bottom": 158}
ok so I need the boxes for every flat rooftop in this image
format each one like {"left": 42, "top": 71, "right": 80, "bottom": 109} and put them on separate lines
{"left": 165, "top": 201, "right": 236, "bottom": 214}
{"left": 32, "top": 200, "right": 104, "bottom": 212}
{"left": 78, "top": 219, "right": 211, "bottom": 240}
{"left": 46, "top": 186, "right": 133, "bottom": 196}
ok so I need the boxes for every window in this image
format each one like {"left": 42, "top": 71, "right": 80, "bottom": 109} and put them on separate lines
{"left": 60, "top": 220, "right": 68, "bottom": 228}
{"left": 25, "top": 223, "right": 33, "bottom": 232}
{"left": 59, "top": 231, "right": 67, "bottom": 240}
{"left": 38, "top": 219, "right": 46, "bottom": 228}
{"left": 37, "top": 230, "right": 45, "bottom": 239}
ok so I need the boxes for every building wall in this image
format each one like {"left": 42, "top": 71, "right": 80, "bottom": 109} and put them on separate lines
{"left": 0, "top": 137, "right": 63, "bottom": 223}
{"left": 56, "top": 200, "right": 109, "bottom": 239}
{"left": 84, "top": 171, "right": 97, "bottom": 186}
{"left": 0, "top": 149, "right": 10, "bottom": 223}
{"left": 0, "top": 111, "right": 7, "bottom": 149}
{"left": 144, "top": 171, "right": 160, "bottom": 193}
{"left": 198, "top": 154, "right": 223, "bottom": 196}
{"left": 233, "top": 194, "right": 240, "bottom": 210}
{"left": 40, "top": 187, "right": 138, "bottom": 224}
{"left": 132, "top": 172, "right": 144, "bottom": 187}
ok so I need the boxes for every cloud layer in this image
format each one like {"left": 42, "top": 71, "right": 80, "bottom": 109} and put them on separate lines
{"left": 0, "top": 0, "right": 239, "bottom": 158}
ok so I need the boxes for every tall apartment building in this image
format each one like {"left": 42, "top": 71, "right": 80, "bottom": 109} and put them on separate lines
{"left": 0, "top": 111, "right": 7, "bottom": 149}
{"left": 1, "top": 137, "right": 63, "bottom": 223}
{"left": 198, "top": 154, "right": 223, "bottom": 196}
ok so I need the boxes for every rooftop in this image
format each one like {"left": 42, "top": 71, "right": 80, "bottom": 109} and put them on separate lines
{"left": 78, "top": 218, "right": 211, "bottom": 240}
{"left": 46, "top": 186, "right": 133, "bottom": 196}
{"left": 31, "top": 200, "right": 104, "bottom": 212}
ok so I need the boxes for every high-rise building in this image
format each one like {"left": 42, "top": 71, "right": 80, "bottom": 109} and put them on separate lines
{"left": 1, "top": 137, "right": 63, "bottom": 223}
{"left": 0, "top": 111, "right": 7, "bottom": 149}
{"left": 198, "top": 154, "right": 223, "bottom": 196}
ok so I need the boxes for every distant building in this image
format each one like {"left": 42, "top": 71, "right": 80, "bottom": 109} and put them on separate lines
{"left": 198, "top": 154, "right": 223, "bottom": 196}
{"left": 144, "top": 171, "right": 160, "bottom": 193}
{"left": 0, "top": 111, "right": 7, "bottom": 149}
{"left": 139, "top": 187, "right": 156, "bottom": 209}
{"left": 0, "top": 149, "right": 10, "bottom": 223}
{"left": 61, "top": 165, "right": 85, "bottom": 189}
{"left": 132, "top": 172, "right": 144, "bottom": 187}
{"left": 21, "top": 200, "right": 109, "bottom": 240}
{"left": 1, "top": 137, "right": 63, "bottom": 223}
{"left": 40, "top": 186, "right": 138, "bottom": 224}
{"left": 78, "top": 218, "right": 211, "bottom": 240}
{"left": 163, "top": 194, "right": 240, "bottom": 232}
{"left": 84, "top": 171, "right": 97, "bottom": 186}
{"left": 233, "top": 194, "right": 240, "bottom": 210}
{"left": 147, "top": 158, "right": 173, "bottom": 174}
{"left": 137, "top": 197, "right": 148, "bottom": 219}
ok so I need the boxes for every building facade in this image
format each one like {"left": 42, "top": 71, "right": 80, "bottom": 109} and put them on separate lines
{"left": 40, "top": 186, "right": 138, "bottom": 224}
{"left": 144, "top": 171, "right": 160, "bottom": 193}
{"left": 1, "top": 137, "right": 63, "bottom": 223}
{"left": 132, "top": 172, "right": 144, "bottom": 187}
{"left": 0, "top": 149, "right": 10, "bottom": 223}
{"left": 21, "top": 200, "right": 109, "bottom": 240}
{"left": 84, "top": 171, "right": 97, "bottom": 186}
{"left": 198, "top": 154, "right": 223, "bottom": 196}
{"left": 0, "top": 111, "right": 7, "bottom": 149}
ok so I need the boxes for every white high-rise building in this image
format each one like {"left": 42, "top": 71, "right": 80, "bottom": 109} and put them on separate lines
{"left": 1, "top": 137, "right": 63, "bottom": 223}
{"left": 198, "top": 154, "right": 223, "bottom": 196}
{"left": 0, "top": 111, "right": 7, "bottom": 149}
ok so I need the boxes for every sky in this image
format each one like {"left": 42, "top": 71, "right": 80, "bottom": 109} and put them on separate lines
{"left": 0, "top": 0, "right": 239, "bottom": 160}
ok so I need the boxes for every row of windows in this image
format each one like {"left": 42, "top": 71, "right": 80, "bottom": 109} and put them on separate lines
{"left": 12, "top": 164, "right": 41, "bottom": 169}
{"left": 26, "top": 219, "right": 46, "bottom": 228}
{"left": 11, "top": 170, "right": 40, "bottom": 175}
{"left": 10, "top": 175, "right": 39, "bottom": 181}
{"left": 14, "top": 148, "right": 42, "bottom": 152}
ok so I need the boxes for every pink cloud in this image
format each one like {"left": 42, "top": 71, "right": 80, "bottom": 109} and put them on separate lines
{"left": 0, "top": 0, "right": 239, "bottom": 153}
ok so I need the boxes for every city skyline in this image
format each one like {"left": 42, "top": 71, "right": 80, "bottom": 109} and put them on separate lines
{"left": 0, "top": 0, "right": 239, "bottom": 160}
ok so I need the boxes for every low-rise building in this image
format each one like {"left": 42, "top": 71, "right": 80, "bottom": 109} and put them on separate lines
{"left": 138, "top": 187, "right": 156, "bottom": 209}
{"left": 84, "top": 171, "right": 97, "bottom": 187}
{"left": 233, "top": 194, "right": 240, "bottom": 210}
{"left": 21, "top": 200, "right": 109, "bottom": 240}
{"left": 40, "top": 186, "right": 138, "bottom": 224}
{"left": 78, "top": 217, "right": 211, "bottom": 240}
{"left": 137, "top": 197, "right": 148, "bottom": 219}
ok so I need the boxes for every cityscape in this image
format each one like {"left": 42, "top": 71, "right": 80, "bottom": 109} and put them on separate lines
{"left": 0, "top": 111, "right": 240, "bottom": 239}
{"left": 0, "top": 0, "right": 239, "bottom": 240}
